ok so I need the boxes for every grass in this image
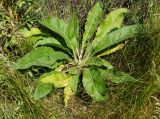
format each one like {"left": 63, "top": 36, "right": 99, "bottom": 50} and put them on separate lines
{"left": 0, "top": 0, "right": 160, "bottom": 118}
{"left": 0, "top": 54, "right": 46, "bottom": 119}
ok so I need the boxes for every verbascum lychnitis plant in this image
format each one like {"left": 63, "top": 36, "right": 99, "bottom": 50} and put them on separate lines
{"left": 14, "top": 2, "right": 141, "bottom": 106}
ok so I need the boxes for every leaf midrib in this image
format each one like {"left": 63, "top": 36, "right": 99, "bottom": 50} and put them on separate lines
{"left": 86, "top": 69, "right": 101, "bottom": 95}
{"left": 82, "top": 14, "right": 97, "bottom": 46}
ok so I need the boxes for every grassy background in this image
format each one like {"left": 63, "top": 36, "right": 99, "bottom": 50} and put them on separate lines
{"left": 0, "top": 0, "right": 160, "bottom": 118}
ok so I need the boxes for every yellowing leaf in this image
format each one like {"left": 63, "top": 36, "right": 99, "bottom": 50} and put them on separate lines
{"left": 70, "top": 74, "right": 79, "bottom": 94}
{"left": 64, "top": 86, "right": 73, "bottom": 106}
{"left": 40, "top": 71, "right": 75, "bottom": 106}
{"left": 97, "top": 44, "right": 125, "bottom": 57}
{"left": 40, "top": 71, "right": 72, "bottom": 88}
{"left": 21, "top": 28, "right": 41, "bottom": 38}
{"left": 68, "top": 67, "right": 79, "bottom": 94}
{"left": 55, "top": 65, "right": 65, "bottom": 71}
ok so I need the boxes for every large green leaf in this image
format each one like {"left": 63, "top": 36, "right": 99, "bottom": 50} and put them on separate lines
{"left": 66, "top": 10, "right": 79, "bottom": 52}
{"left": 85, "top": 8, "right": 128, "bottom": 57}
{"left": 40, "top": 71, "right": 71, "bottom": 88}
{"left": 14, "top": 47, "right": 69, "bottom": 69}
{"left": 81, "top": 2, "right": 103, "bottom": 48}
{"left": 96, "top": 8, "right": 128, "bottom": 36}
{"left": 93, "top": 25, "right": 141, "bottom": 54}
{"left": 40, "top": 17, "right": 76, "bottom": 57}
{"left": 34, "top": 37, "right": 69, "bottom": 52}
{"left": 99, "top": 69, "right": 136, "bottom": 84}
{"left": 83, "top": 67, "right": 106, "bottom": 101}
{"left": 99, "top": 68, "right": 114, "bottom": 80}
{"left": 39, "top": 17, "right": 68, "bottom": 39}
{"left": 84, "top": 57, "right": 113, "bottom": 69}
{"left": 33, "top": 82, "right": 52, "bottom": 100}
{"left": 108, "top": 71, "right": 136, "bottom": 84}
